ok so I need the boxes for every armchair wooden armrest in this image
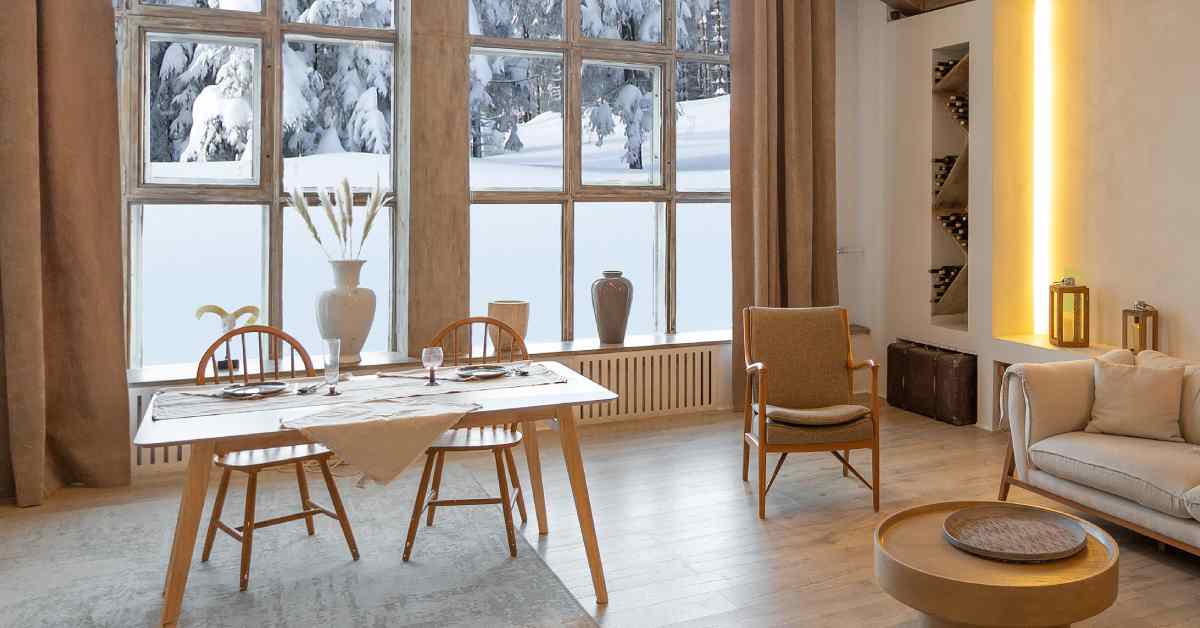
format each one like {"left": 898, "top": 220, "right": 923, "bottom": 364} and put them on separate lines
{"left": 849, "top": 359, "right": 878, "bottom": 371}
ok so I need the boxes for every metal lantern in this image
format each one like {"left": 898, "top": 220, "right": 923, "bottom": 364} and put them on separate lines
{"left": 1122, "top": 301, "right": 1159, "bottom": 353}
{"left": 1049, "top": 278, "right": 1090, "bottom": 348}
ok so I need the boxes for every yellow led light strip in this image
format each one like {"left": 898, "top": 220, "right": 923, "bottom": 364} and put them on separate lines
{"left": 1033, "top": 0, "right": 1052, "bottom": 334}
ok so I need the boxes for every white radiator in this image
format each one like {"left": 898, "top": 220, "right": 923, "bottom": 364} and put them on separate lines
{"left": 129, "top": 343, "right": 734, "bottom": 471}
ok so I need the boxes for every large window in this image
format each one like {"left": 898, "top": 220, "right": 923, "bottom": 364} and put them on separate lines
{"left": 468, "top": 0, "right": 731, "bottom": 341}
{"left": 117, "top": 0, "right": 401, "bottom": 367}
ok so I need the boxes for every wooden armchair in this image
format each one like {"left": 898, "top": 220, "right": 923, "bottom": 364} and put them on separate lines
{"left": 741, "top": 306, "right": 881, "bottom": 518}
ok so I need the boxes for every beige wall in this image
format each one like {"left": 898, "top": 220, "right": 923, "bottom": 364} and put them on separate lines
{"left": 994, "top": 0, "right": 1200, "bottom": 356}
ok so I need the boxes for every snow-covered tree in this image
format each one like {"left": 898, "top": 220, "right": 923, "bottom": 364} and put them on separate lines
{"left": 580, "top": 0, "right": 663, "bottom": 42}
{"left": 282, "top": 0, "right": 393, "bottom": 26}
{"left": 471, "top": 0, "right": 564, "bottom": 39}
{"left": 469, "top": 52, "right": 562, "bottom": 158}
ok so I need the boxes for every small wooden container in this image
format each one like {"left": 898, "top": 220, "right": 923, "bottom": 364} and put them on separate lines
{"left": 1050, "top": 281, "right": 1090, "bottom": 348}
{"left": 1122, "top": 302, "right": 1159, "bottom": 353}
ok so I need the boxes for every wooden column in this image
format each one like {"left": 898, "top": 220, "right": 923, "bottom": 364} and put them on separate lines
{"left": 408, "top": 2, "right": 470, "bottom": 355}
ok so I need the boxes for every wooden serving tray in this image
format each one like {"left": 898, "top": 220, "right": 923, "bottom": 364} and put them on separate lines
{"left": 943, "top": 503, "right": 1087, "bottom": 562}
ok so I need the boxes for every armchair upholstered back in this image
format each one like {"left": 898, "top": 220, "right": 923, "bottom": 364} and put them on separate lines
{"left": 744, "top": 306, "right": 852, "bottom": 409}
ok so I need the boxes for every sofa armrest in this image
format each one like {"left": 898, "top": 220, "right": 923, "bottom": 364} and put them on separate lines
{"left": 1002, "top": 359, "right": 1096, "bottom": 478}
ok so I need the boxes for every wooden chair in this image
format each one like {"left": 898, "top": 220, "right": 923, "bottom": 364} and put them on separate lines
{"left": 195, "top": 325, "right": 359, "bottom": 591}
{"left": 741, "top": 307, "right": 881, "bottom": 518}
{"left": 403, "top": 317, "right": 529, "bottom": 561}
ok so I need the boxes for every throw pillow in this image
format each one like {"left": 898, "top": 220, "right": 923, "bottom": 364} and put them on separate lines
{"left": 1086, "top": 360, "right": 1185, "bottom": 442}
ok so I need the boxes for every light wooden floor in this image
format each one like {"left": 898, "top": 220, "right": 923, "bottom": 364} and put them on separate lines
{"left": 457, "top": 404, "right": 1200, "bottom": 628}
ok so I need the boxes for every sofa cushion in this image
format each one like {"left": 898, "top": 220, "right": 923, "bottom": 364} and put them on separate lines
{"left": 754, "top": 403, "right": 869, "bottom": 426}
{"left": 1186, "top": 486, "right": 1200, "bottom": 523}
{"left": 1029, "top": 432, "right": 1200, "bottom": 519}
{"left": 1085, "top": 360, "right": 1185, "bottom": 442}
{"left": 1137, "top": 350, "right": 1200, "bottom": 445}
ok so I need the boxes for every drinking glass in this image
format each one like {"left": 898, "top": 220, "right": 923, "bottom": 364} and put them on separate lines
{"left": 324, "top": 338, "right": 342, "bottom": 396}
{"left": 421, "top": 346, "right": 444, "bottom": 386}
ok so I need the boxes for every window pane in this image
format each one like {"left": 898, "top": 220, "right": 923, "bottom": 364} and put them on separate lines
{"left": 581, "top": 62, "right": 662, "bottom": 186}
{"left": 469, "top": 0, "right": 564, "bottom": 39}
{"left": 676, "top": 0, "right": 730, "bottom": 54}
{"left": 283, "top": 36, "right": 394, "bottom": 192}
{"left": 574, "top": 202, "right": 659, "bottom": 339}
{"left": 675, "top": 62, "right": 730, "bottom": 191}
{"left": 580, "top": 0, "right": 662, "bottom": 43}
{"left": 283, "top": 0, "right": 394, "bottom": 28}
{"left": 144, "top": 0, "right": 262, "bottom": 11}
{"left": 470, "top": 204, "right": 562, "bottom": 343}
{"left": 677, "top": 203, "right": 731, "bottom": 332}
{"left": 284, "top": 205, "right": 392, "bottom": 357}
{"left": 139, "top": 205, "right": 265, "bottom": 366}
{"left": 145, "top": 34, "right": 261, "bottom": 185}
{"left": 469, "top": 51, "right": 564, "bottom": 191}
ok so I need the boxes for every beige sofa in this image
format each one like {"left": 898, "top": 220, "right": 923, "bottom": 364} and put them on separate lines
{"left": 999, "top": 350, "right": 1200, "bottom": 556}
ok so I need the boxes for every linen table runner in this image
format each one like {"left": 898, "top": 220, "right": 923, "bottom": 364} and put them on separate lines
{"left": 151, "top": 363, "right": 567, "bottom": 421}
{"left": 280, "top": 399, "right": 481, "bottom": 485}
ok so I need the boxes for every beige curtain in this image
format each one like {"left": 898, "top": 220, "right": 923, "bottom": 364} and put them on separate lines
{"left": 0, "top": 0, "right": 130, "bottom": 506}
{"left": 731, "top": 0, "right": 838, "bottom": 398}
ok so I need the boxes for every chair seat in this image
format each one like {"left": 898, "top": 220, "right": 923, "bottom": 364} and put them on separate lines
{"left": 754, "top": 403, "right": 870, "bottom": 426}
{"left": 429, "top": 427, "right": 523, "bottom": 451}
{"left": 754, "top": 416, "right": 874, "bottom": 446}
{"left": 217, "top": 444, "right": 332, "bottom": 469}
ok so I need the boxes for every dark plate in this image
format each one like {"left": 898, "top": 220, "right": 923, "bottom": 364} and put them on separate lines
{"left": 222, "top": 381, "right": 290, "bottom": 399}
{"left": 456, "top": 365, "right": 509, "bottom": 380}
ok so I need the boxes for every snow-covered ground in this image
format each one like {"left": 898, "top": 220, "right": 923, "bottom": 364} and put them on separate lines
{"left": 139, "top": 95, "right": 728, "bottom": 365}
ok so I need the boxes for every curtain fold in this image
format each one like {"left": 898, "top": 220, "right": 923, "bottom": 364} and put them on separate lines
{"left": 0, "top": 0, "right": 130, "bottom": 506}
{"left": 731, "top": 0, "right": 838, "bottom": 396}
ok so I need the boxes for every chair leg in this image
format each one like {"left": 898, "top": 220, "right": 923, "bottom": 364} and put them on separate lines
{"left": 842, "top": 450, "right": 850, "bottom": 477}
{"left": 202, "top": 468, "right": 231, "bottom": 562}
{"left": 493, "top": 449, "right": 518, "bottom": 557}
{"left": 757, "top": 447, "right": 767, "bottom": 520}
{"left": 426, "top": 451, "right": 446, "bottom": 527}
{"left": 295, "top": 462, "right": 315, "bottom": 536}
{"left": 871, "top": 445, "right": 881, "bottom": 513}
{"left": 403, "top": 454, "right": 436, "bottom": 562}
{"left": 998, "top": 441, "right": 1015, "bottom": 501}
{"left": 319, "top": 458, "right": 359, "bottom": 561}
{"left": 239, "top": 471, "right": 258, "bottom": 591}
{"left": 504, "top": 448, "right": 528, "bottom": 525}
{"left": 742, "top": 440, "right": 750, "bottom": 482}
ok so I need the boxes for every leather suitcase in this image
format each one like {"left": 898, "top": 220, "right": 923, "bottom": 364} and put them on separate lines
{"left": 935, "top": 352, "right": 977, "bottom": 426}
{"left": 886, "top": 341, "right": 912, "bottom": 410}
{"left": 905, "top": 345, "right": 940, "bottom": 418}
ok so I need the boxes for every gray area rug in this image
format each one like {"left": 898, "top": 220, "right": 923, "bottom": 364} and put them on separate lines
{"left": 0, "top": 462, "right": 595, "bottom": 628}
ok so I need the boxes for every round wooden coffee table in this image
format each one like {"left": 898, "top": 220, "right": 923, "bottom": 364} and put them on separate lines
{"left": 875, "top": 501, "right": 1118, "bottom": 628}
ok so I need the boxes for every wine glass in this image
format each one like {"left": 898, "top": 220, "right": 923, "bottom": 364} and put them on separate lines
{"left": 324, "top": 338, "right": 342, "bottom": 396}
{"left": 421, "top": 346, "right": 444, "bottom": 386}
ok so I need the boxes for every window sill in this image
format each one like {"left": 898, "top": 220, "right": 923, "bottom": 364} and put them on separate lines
{"left": 126, "top": 330, "right": 735, "bottom": 388}
{"left": 994, "top": 334, "right": 1122, "bottom": 358}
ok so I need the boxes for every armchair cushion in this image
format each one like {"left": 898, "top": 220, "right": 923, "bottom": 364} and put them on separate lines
{"left": 754, "top": 403, "right": 869, "bottom": 427}
{"left": 754, "top": 416, "right": 874, "bottom": 446}
{"left": 1029, "top": 432, "right": 1200, "bottom": 519}
{"left": 1085, "top": 360, "right": 1185, "bottom": 442}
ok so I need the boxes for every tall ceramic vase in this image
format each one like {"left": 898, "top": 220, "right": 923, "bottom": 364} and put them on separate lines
{"left": 488, "top": 299, "right": 529, "bottom": 357}
{"left": 591, "top": 270, "right": 632, "bottom": 344}
{"left": 317, "top": 260, "right": 376, "bottom": 365}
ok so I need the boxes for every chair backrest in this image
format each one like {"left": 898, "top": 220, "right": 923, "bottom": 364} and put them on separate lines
{"left": 428, "top": 316, "right": 529, "bottom": 366}
{"left": 196, "top": 325, "right": 315, "bottom": 385}
{"left": 743, "top": 306, "right": 853, "bottom": 409}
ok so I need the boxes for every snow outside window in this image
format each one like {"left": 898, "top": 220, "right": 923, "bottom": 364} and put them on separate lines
{"left": 579, "top": 0, "right": 663, "bottom": 43}
{"left": 470, "top": 204, "right": 562, "bottom": 343}
{"left": 469, "top": 0, "right": 564, "bottom": 40}
{"left": 282, "top": 0, "right": 395, "bottom": 29}
{"left": 676, "top": 0, "right": 730, "bottom": 54}
{"left": 675, "top": 61, "right": 730, "bottom": 192}
{"left": 676, "top": 202, "right": 731, "bottom": 332}
{"left": 138, "top": 205, "right": 266, "bottom": 366}
{"left": 283, "top": 36, "right": 395, "bottom": 192}
{"left": 143, "top": 0, "right": 262, "bottom": 12}
{"left": 144, "top": 33, "right": 262, "bottom": 186}
{"left": 469, "top": 51, "right": 565, "bottom": 191}
{"left": 581, "top": 61, "right": 662, "bottom": 187}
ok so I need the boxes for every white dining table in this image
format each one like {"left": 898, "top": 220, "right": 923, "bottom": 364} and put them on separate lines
{"left": 134, "top": 360, "right": 616, "bottom": 627}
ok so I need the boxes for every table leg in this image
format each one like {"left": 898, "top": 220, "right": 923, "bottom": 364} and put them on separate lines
{"left": 522, "top": 417, "right": 549, "bottom": 535}
{"left": 161, "top": 441, "right": 215, "bottom": 627}
{"left": 554, "top": 406, "right": 607, "bottom": 605}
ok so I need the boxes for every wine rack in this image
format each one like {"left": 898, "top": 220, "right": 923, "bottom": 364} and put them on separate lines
{"left": 931, "top": 43, "right": 969, "bottom": 324}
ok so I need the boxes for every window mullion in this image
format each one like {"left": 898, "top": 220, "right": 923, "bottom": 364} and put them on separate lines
{"left": 665, "top": 199, "right": 677, "bottom": 335}
{"left": 562, "top": 199, "right": 575, "bottom": 342}
{"left": 267, "top": 201, "right": 282, "bottom": 342}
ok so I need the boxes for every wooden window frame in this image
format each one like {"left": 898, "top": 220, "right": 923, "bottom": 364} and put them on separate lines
{"left": 468, "top": 1, "right": 732, "bottom": 341}
{"left": 116, "top": 0, "right": 406, "bottom": 368}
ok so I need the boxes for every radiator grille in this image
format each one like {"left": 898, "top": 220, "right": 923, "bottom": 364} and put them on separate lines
{"left": 129, "top": 388, "right": 188, "bottom": 470}
{"left": 567, "top": 345, "right": 731, "bottom": 421}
